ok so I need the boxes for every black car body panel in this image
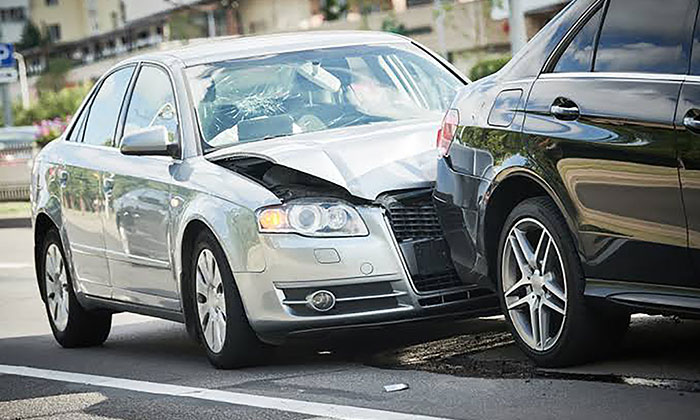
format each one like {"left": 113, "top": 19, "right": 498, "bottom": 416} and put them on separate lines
{"left": 434, "top": 0, "right": 700, "bottom": 315}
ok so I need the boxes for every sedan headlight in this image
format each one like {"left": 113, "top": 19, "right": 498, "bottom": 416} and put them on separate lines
{"left": 257, "top": 200, "right": 368, "bottom": 237}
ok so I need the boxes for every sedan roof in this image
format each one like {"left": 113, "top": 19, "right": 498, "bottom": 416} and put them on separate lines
{"left": 128, "top": 31, "right": 411, "bottom": 67}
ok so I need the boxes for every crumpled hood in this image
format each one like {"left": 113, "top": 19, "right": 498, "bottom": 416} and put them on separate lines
{"left": 207, "top": 119, "right": 440, "bottom": 200}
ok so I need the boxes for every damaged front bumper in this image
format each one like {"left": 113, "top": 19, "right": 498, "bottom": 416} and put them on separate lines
{"left": 234, "top": 199, "right": 498, "bottom": 344}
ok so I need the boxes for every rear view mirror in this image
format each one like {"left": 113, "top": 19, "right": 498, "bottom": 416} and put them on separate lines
{"left": 120, "top": 126, "right": 179, "bottom": 158}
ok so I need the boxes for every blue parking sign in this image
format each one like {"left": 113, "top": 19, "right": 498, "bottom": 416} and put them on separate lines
{"left": 0, "top": 44, "right": 15, "bottom": 67}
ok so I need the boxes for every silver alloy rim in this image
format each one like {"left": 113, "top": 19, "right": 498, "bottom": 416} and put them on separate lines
{"left": 195, "top": 248, "right": 227, "bottom": 354}
{"left": 45, "top": 243, "right": 69, "bottom": 332}
{"left": 501, "top": 217, "right": 567, "bottom": 352}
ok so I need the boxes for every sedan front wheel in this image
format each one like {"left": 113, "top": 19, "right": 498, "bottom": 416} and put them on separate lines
{"left": 190, "top": 230, "right": 266, "bottom": 368}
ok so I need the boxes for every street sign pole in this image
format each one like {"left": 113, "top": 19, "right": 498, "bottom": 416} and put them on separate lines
{"left": 1, "top": 84, "right": 12, "bottom": 127}
{"left": 0, "top": 42, "right": 17, "bottom": 127}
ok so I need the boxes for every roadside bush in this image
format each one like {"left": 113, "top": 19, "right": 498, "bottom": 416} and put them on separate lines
{"left": 13, "top": 83, "right": 91, "bottom": 127}
{"left": 35, "top": 117, "right": 70, "bottom": 147}
{"left": 469, "top": 56, "right": 511, "bottom": 81}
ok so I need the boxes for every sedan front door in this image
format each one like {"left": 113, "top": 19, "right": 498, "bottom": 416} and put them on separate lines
{"left": 101, "top": 64, "right": 180, "bottom": 310}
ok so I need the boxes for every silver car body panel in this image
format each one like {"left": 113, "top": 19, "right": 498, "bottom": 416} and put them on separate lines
{"left": 206, "top": 120, "right": 440, "bottom": 201}
{"left": 31, "top": 32, "right": 494, "bottom": 344}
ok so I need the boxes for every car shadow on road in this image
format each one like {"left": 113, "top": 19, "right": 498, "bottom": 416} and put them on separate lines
{"left": 1, "top": 314, "right": 699, "bottom": 391}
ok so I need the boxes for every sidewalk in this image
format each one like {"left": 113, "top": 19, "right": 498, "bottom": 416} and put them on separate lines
{"left": 0, "top": 201, "right": 31, "bottom": 228}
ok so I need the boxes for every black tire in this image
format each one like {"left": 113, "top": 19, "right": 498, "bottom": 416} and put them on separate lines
{"left": 496, "top": 196, "right": 629, "bottom": 367}
{"left": 187, "top": 229, "right": 266, "bottom": 369}
{"left": 39, "top": 229, "right": 112, "bottom": 348}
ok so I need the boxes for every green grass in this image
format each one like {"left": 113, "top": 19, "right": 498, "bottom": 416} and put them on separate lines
{"left": 0, "top": 201, "right": 30, "bottom": 218}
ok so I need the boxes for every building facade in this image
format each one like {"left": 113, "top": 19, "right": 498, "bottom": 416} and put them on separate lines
{"left": 0, "top": 0, "right": 30, "bottom": 44}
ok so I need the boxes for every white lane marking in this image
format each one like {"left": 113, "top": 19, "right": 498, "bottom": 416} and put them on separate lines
{"left": 0, "top": 263, "right": 33, "bottom": 270}
{"left": 0, "top": 364, "right": 452, "bottom": 420}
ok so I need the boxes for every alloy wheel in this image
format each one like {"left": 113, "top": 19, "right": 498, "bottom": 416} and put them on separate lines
{"left": 195, "top": 248, "right": 227, "bottom": 353}
{"left": 501, "top": 217, "right": 567, "bottom": 352}
{"left": 45, "top": 243, "right": 69, "bottom": 332}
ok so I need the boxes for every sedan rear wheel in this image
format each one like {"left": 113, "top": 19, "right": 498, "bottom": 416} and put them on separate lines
{"left": 501, "top": 217, "right": 567, "bottom": 352}
{"left": 496, "top": 197, "right": 629, "bottom": 367}
{"left": 40, "top": 229, "right": 112, "bottom": 347}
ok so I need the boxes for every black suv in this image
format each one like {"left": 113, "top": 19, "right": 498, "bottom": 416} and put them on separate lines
{"left": 434, "top": 0, "right": 700, "bottom": 366}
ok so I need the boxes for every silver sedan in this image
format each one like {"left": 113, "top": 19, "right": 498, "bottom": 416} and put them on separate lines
{"left": 30, "top": 31, "right": 498, "bottom": 368}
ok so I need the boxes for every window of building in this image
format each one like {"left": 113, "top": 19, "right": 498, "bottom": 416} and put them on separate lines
{"left": 594, "top": 0, "right": 698, "bottom": 74}
{"left": 45, "top": 0, "right": 59, "bottom": 6}
{"left": 82, "top": 67, "right": 134, "bottom": 146}
{"left": 46, "top": 24, "right": 61, "bottom": 42}
{"left": 553, "top": 8, "right": 602, "bottom": 73}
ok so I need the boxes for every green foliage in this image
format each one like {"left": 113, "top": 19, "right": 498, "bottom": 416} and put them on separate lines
{"left": 169, "top": 12, "right": 206, "bottom": 40}
{"left": 322, "top": 0, "right": 348, "bottom": 21}
{"left": 381, "top": 14, "right": 406, "bottom": 35}
{"left": 16, "top": 21, "right": 45, "bottom": 51}
{"left": 469, "top": 56, "right": 511, "bottom": 81}
{"left": 36, "top": 58, "right": 75, "bottom": 93}
{"left": 13, "top": 83, "right": 92, "bottom": 127}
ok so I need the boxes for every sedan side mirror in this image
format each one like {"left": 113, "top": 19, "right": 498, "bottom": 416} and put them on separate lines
{"left": 120, "top": 126, "right": 180, "bottom": 158}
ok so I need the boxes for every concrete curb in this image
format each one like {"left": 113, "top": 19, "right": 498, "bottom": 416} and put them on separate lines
{"left": 0, "top": 218, "right": 31, "bottom": 229}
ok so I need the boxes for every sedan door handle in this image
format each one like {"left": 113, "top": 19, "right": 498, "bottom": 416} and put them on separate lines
{"left": 550, "top": 98, "right": 580, "bottom": 121}
{"left": 683, "top": 114, "right": 700, "bottom": 134}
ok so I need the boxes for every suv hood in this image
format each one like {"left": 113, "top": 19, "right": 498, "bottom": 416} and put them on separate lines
{"left": 206, "top": 119, "right": 440, "bottom": 200}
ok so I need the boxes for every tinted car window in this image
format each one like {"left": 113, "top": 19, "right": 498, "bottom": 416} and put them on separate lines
{"left": 689, "top": 8, "right": 700, "bottom": 75}
{"left": 66, "top": 103, "right": 88, "bottom": 142}
{"left": 123, "top": 65, "right": 178, "bottom": 144}
{"left": 82, "top": 66, "right": 134, "bottom": 146}
{"left": 553, "top": 8, "right": 602, "bottom": 73}
{"left": 594, "top": 0, "right": 697, "bottom": 74}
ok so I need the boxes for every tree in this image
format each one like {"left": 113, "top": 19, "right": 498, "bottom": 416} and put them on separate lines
{"left": 16, "top": 21, "right": 45, "bottom": 51}
{"left": 322, "top": 0, "right": 348, "bottom": 21}
{"left": 36, "top": 58, "right": 74, "bottom": 93}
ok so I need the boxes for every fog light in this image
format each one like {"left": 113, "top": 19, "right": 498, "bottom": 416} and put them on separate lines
{"left": 306, "top": 290, "right": 336, "bottom": 312}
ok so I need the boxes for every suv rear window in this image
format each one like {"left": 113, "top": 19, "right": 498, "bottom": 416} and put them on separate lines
{"left": 594, "top": 0, "right": 697, "bottom": 74}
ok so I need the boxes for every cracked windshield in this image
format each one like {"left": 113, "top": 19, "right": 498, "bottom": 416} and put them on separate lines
{"left": 186, "top": 44, "right": 461, "bottom": 151}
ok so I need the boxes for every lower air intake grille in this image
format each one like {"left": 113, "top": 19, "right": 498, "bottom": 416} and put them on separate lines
{"left": 410, "top": 271, "right": 463, "bottom": 293}
{"left": 383, "top": 190, "right": 464, "bottom": 293}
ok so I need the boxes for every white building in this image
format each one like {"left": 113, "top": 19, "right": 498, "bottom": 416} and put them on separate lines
{"left": 0, "top": 0, "right": 30, "bottom": 44}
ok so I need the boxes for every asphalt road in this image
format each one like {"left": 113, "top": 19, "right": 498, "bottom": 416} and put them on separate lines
{"left": 1, "top": 227, "right": 699, "bottom": 420}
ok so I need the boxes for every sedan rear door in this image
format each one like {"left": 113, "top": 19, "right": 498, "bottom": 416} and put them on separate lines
{"left": 60, "top": 65, "right": 135, "bottom": 297}
{"left": 522, "top": 0, "right": 695, "bottom": 288}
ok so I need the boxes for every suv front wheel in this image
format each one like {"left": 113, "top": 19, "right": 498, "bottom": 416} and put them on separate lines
{"left": 496, "top": 197, "right": 629, "bottom": 366}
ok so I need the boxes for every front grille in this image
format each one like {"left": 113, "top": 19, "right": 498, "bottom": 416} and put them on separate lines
{"left": 383, "top": 190, "right": 464, "bottom": 293}
{"left": 385, "top": 199, "right": 443, "bottom": 242}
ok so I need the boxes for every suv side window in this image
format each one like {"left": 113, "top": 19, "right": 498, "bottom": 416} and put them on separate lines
{"left": 553, "top": 7, "right": 603, "bottom": 73}
{"left": 82, "top": 66, "right": 134, "bottom": 146}
{"left": 594, "top": 0, "right": 698, "bottom": 74}
{"left": 122, "top": 65, "right": 179, "bottom": 144}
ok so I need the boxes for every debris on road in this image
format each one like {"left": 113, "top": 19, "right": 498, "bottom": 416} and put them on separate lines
{"left": 383, "top": 383, "right": 410, "bottom": 393}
